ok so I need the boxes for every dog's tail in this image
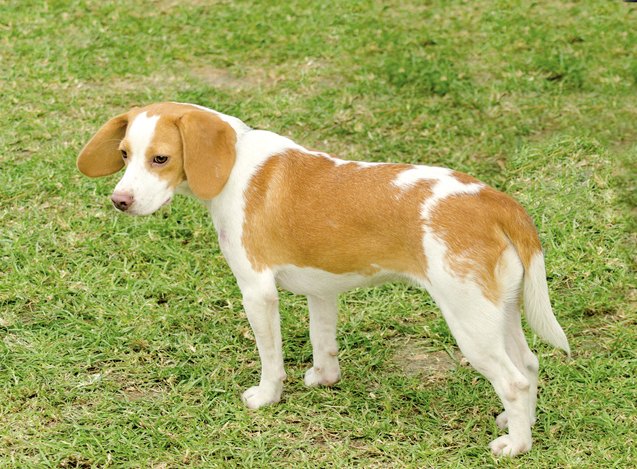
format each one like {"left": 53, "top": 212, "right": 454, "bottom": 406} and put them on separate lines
{"left": 522, "top": 252, "right": 570, "bottom": 356}
{"left": 498, "top": 197, "right": 570, "bottom": 356}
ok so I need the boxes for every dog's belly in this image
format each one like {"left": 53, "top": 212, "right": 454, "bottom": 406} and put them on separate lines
{"left": 274, "top": 264, "right": 402, "bottom": 297}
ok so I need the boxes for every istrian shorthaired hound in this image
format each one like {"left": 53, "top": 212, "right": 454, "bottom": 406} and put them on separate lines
{"left": 78, "top": 102, "right": 569, "bottom": 457}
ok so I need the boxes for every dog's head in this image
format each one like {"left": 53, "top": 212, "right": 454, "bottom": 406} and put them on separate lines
{"left": 77, "top": 103, "right": 236, "bottom": 215}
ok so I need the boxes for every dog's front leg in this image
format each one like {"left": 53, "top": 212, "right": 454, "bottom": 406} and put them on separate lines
{"left": 304, "top": 295, "right": 341, "bottom": 387}
{"left": 240, "top": 285, "right": 286, "bottom": 409}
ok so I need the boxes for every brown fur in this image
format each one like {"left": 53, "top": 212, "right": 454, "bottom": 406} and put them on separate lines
{"left": 77, "top": 112, "right": 129, "bottom": 177}
{"left": 119, "top": 115, "right": 187, "bottom": 190}
{"left": 451, "top": 170, "right": 481, "bottom": 185}
{"left": 242, "top": 151, "right": 433, "bottom": 277}
{"left": 177, "top": 110, "right": 236, "bottom": 199}
{"left": 428, "top": 186, "right": 542, "bottom": 303}
{"left": 243, "top": 153, "right": 541, "bottom": 304}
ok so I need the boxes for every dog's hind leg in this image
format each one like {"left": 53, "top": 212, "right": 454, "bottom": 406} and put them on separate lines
{"left": 438, "top": 293, "right": 534, "bottom": 457}
{"left": 495, "top": 302, "right": 539, "bottom": 431}
{"left": 424, "top": 244, "right": 534, "bottom": 456}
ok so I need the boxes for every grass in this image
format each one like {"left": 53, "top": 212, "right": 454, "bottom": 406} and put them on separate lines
{"left": 0, "top": 0, "right": 635, "bottom": 467}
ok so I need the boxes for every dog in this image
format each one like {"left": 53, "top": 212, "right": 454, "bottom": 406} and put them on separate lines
{"left": 77, "top": 102, "right": 570, "bottom": 457}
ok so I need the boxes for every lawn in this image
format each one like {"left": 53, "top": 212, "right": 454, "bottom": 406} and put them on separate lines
{"left": 1, "top": 0, "right": 635, "bottom": 467}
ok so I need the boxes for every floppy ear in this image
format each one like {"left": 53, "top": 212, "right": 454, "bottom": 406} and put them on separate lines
{"left": 177, "top": 110, "right": 237, "bottom": 199}
{"left": 77, "top": 112, "right": 128, "bottom": 177}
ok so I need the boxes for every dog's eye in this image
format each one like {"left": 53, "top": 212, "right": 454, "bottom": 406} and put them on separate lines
{"left": 153, "top": 155, "right": 169, "bottom": 165}
{"left": 121, "top": 150, "right": 128, "bottom": 160}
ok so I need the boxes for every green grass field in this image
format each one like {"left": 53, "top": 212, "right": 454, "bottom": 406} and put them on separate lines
{"left": 1, "top": 0, "right": 635, "bottom": 467}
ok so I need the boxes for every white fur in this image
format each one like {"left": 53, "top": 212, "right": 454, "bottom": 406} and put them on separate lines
{"left": 275, "top": 265, "right": 399, "bottom": 296}
{"left": 421, "top": 177, "right": 484, "bottom": 220}
{"left": 524, "top": 252, "right": 571, "bottom": 355}
{"left": 92, "top": 103, "right": 569, "bottom": 457}
{"left": 392, "top": 165, "right": 451, "bottom": 188}
{"left": 391, "top": 165, "right": 484, "bottom": 220}
{"left": 114, "top": 112, "right": 173, "bottom": 216}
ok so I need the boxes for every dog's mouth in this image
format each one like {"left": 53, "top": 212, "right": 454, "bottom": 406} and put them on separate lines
{"left": 114, "top": 196, "right": 173, "bottom": 216}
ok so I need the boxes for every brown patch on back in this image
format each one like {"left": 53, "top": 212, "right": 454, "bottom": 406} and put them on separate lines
{"left": 242, "top": 152, "right": 433, "bottom": 277}
{"left": 429, "top": 186, "right": 542, "bottom": 303}
{"left": 452, "top": 170, "right": 481, "bottom": 185}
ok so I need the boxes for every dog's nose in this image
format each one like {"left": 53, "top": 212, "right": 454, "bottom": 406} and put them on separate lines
{"left": 111, "top": 192, "right": 134, "bottom": 211}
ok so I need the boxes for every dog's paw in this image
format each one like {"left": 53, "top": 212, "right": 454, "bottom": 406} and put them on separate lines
{"left": 489, "top": 435, "right": 531, "bottom": 457}
{"left": 241, "top": 383, "right": 282, "bottom": 409}
{"left": 304, "top": 366, "right": 341, "bottom": 387}
{"left": 495, "top": 411, "right": 536, "bottom": 430}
